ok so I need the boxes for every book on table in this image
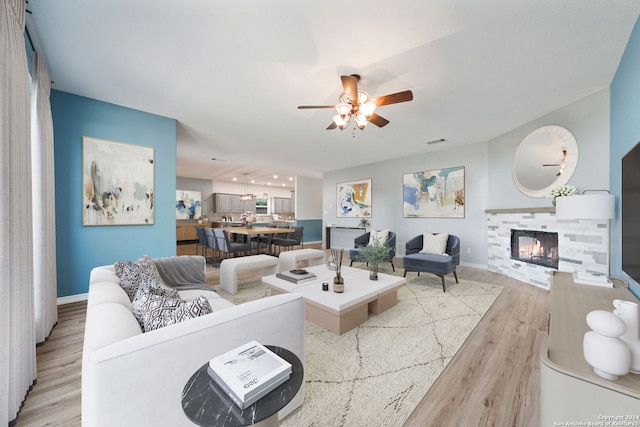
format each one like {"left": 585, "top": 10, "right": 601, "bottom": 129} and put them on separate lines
{"left": 275, "top": 269, "right": 317, "bottom": 284}
{"left": 572, "top": 271, "right": 613, "bottom": 288}
{"left": 207, "top": 340, "right": 292, "bottom": 409}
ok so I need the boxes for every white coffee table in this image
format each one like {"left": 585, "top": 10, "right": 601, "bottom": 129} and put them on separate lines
{"left": 262, "top": 265, "right": 406, "bottom": 334}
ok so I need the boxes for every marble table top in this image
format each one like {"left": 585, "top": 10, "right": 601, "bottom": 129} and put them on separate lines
{"left": 182, "top": 346, "right": 303, "bottom": 427}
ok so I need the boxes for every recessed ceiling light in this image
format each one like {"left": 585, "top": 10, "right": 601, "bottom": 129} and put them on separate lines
{"left": 282, "top": 183, "right": 285, "bottom": 187}
{"left": 289, "top": 177, "right": 293, "bottom": 181}
{"left": 267, "top": 182, "right": 271, "bottom": 186}
{"left": 232, "top": 177, "right": 237, "bottom": 181}
{"left": 251, "top": 179, "right": 255, "bottom": 184}
{"left": 273, "top": 174, "right": 278, "bottom": 179}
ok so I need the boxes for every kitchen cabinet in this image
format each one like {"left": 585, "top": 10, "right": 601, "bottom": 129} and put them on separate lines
{"left": 272, "top": 197, "right": 292, "bottom": 214}
{"left": 214, "top": 193, "right": 232, "bottom": 212}
{"left": 214, "top": 193, "right": 257, "bottom": 213}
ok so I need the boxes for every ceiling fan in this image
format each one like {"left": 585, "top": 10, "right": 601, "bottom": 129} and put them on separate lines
{"left": 297, "top": 74, "right": 413, "bottom": 131}
{"left": 543, "top": 148, "right": 567, "bottom": 176}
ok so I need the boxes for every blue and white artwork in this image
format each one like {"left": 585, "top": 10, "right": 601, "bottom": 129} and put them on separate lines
{"left": 83, "top": 136, "right": 154, "bottom": 226}
{"left": 176, "top": 190, "right": 202, "bottom": 220}
{"left": 336, "top": 179, "right": 372, "bottom": 218}
{"left": 403, "top": 166, "right": 465, "bottom": 218}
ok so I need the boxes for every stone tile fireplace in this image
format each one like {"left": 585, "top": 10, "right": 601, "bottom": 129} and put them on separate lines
{"left": 486, "top": 207, "right": 609, "bottom": 289}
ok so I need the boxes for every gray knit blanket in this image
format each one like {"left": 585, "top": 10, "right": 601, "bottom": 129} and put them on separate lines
{"left": 152, "top": 255, "right": 212, "bottom": 291}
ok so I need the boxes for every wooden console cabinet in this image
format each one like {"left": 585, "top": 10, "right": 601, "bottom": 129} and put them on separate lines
{"left": 176, "top": 223, "right": 209, "bottom": 242}
{"left": 540, "top": 271, "right": 640, "bottom": 424}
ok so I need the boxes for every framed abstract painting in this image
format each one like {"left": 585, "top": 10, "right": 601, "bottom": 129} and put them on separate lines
{"left": 403, "top": 166, "right": 465, "bottom": 218}
{"left": 82, "top": 136, "right": 155, "bottom": 226}
{"left": 336, "top": 179, "right": 372, "bottom": 218}
{"left": 176, "top": 190, "right": 202, "bottom": 220}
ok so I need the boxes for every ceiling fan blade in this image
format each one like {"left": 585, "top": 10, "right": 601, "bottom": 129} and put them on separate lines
{"left": 368, "top": 113, "right": 390, "bottom": 128}
{"left": 298, "top": 105, "right": 335, "bottom": 109}
{"left": 326, "top": 121, "right": 337, "bottom": 130}
{"left": 341, "top": 75, "right": 359, "bottom": 103}
{"left": 373, "top": 90, "right": 414, "bottom": 106}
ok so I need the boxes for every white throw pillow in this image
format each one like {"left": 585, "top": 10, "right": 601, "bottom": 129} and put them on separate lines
{"left": 419, "top": 232, "right": 449, "bottom": 255}
{"left": 369, "top": 229, "right": 390, "bottom": 246}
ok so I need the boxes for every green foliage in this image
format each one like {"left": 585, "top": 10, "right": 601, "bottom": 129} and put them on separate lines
{"left": 356, "top": 237, "right": 392, "bottom": 267}
{"left": 358, "top": 218, "right": 370, "bottom": 228}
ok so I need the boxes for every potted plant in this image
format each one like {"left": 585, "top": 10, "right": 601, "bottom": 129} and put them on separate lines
{"left": 356, "top": 236, "right": 392, "bottom": 280}
{"left": 358, "top": 218, "right": 370, "bottom": 229}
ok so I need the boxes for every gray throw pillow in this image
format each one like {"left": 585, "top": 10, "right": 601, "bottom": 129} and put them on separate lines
{"left": 131, "top": 284, "right": 180, "bottom": 328}
{"left": 135, "top": 289, "right": 212, "bottom": 332}
{"left": 119, "top": 254, "right": 167, "bottom": 301}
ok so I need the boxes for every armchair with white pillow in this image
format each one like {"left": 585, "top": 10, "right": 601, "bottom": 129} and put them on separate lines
{"left": 402, "top": 232, "right": 460, "bottom": 292}
{"left": 349, "top": 229, "right": 396, "bottom": 272}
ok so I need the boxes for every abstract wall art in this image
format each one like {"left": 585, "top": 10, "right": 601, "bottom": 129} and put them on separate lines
{"left": 82, "top": 136, "right": 155, "bottom": 226}
{"left": 403, "top": 166, "right": 465, "bottom": 218}
{"left": 336, "top": 179, "right": 372, "bottom": 218}
{"left": 176, "top": 190, "right": 202, "bottom": 220}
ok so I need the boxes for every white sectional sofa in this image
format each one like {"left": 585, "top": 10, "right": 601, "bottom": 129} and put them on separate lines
{"left": 82, "top": 257, "right": 305, "bottom": 427}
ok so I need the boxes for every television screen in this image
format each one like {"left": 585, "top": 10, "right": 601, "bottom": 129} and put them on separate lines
{"left": 622, "top": 141, "right": 640, "bottom": 284}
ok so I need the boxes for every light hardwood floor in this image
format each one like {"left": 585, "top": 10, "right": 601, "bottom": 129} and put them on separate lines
{"left": 14, "top": 246, "right": 549, "bottom": 426}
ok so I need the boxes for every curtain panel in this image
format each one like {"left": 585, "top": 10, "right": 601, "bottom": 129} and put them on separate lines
{"left": 31, "top": 52, "right": 58, "bottom": 344}
{"left": 0, "top": 0, "right": 37, "bottom": 424}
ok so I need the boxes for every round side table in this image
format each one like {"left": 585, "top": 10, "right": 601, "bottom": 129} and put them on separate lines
{"left": 181, "top": 346, "right": 303, "bottom": 427}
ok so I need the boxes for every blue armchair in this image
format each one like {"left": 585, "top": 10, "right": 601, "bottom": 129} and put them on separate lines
{"left": 402, "top": 233, "right": 460, "bottom": 292}
{"left": 349, "top": 231, "right": 396, "bottom": 272}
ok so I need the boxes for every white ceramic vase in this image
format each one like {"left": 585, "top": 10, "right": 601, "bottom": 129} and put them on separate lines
{"left": 583, "top": 310, "right": 631, "bottom": 381}
{"left": 613, "top": 299, "right": 640, "bottom": 374}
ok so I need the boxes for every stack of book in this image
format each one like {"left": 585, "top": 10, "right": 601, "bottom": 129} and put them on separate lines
{"left": 275, "top": 269, "right": 317, "bottom": 284}
{"left": 207, "top": 340, "right": 292, "bottom": 409}
{"left": 572, "top": 271, "right": 613, "bottom": 288}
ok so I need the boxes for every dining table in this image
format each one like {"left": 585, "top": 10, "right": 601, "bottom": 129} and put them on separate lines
{"left": 216, "top": 226, "right": 293, "bottom": 255}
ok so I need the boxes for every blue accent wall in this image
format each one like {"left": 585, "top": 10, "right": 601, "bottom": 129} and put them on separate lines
{"left": 611, "top": 16, "right": 640, "bottom": 298}
{"left": 51, "top": 90, "right": 177, "bottom": 297}
{"left": 296, "top": 219, "right": 322, "bottom": 243}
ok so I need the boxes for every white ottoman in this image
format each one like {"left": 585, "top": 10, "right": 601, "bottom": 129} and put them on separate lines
{"left": 278, "top": 249, "right": 326, "bottom": 273}
{"left": 219, "top": 255, "right": 279, "bottom": 295}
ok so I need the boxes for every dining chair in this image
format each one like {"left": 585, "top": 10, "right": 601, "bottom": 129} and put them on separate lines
{"left": 272, "top": 226, "right": 303, "bottom": 254}
{"left": 213, "top": 228, "right": 251, "bottom": 258}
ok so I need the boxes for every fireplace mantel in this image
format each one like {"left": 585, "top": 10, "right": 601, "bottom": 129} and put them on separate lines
{"left": 485, "top": 207, "right": 555, "bottom": 214}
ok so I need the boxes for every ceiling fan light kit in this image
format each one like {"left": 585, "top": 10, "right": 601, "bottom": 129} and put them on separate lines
{"left": 298, "top": 74, "right": 413, "bottom": 132}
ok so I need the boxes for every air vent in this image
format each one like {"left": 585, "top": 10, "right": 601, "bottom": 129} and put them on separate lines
{"left": 425, "top": 138, "right": 446, "bottom": 145}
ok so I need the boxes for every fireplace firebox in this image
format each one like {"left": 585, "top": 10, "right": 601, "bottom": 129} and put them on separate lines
{"left": 510, "top": 229, "right": 559, "bottom": 269}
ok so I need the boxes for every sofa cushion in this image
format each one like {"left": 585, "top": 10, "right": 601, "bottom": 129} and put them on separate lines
{"left": 119, "top": 255, "right": 167, "bottom": 301}
{"left": 83, "top": 303, "right": 143, "bottom": 353}
{"left": 87, "top": 282, "right": 132, "bottom": 309}
{"left": 420, "top": 232, "right": 449, "bottom": 255}
{"left": 178, "top": 289, "right": 234, "bottom": 311}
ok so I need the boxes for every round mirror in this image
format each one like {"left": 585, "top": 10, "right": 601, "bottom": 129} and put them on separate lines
{"left": 512, "top": 125, "right": 579, "bottom": 198}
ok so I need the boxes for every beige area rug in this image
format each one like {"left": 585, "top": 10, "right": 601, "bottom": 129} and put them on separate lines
{"left": 212, "top": 268, "right": 502, "bottom": 427}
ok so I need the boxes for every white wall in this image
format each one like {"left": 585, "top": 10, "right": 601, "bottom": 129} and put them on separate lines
{"left": 324, "top": 142, "right": 489, "bottom": 266}
{"left": 295, "top": 176, "right": 322, "bottom": 220}
{"left": 322, "top": 88, "right": 611, "bottom": 268}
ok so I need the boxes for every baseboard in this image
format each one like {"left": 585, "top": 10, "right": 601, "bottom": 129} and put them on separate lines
{"left": 460, "top": 261, "right": 488, "bottom": 270}
{"left": 57, "top": 293, "right": 88, "bottom": 305}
